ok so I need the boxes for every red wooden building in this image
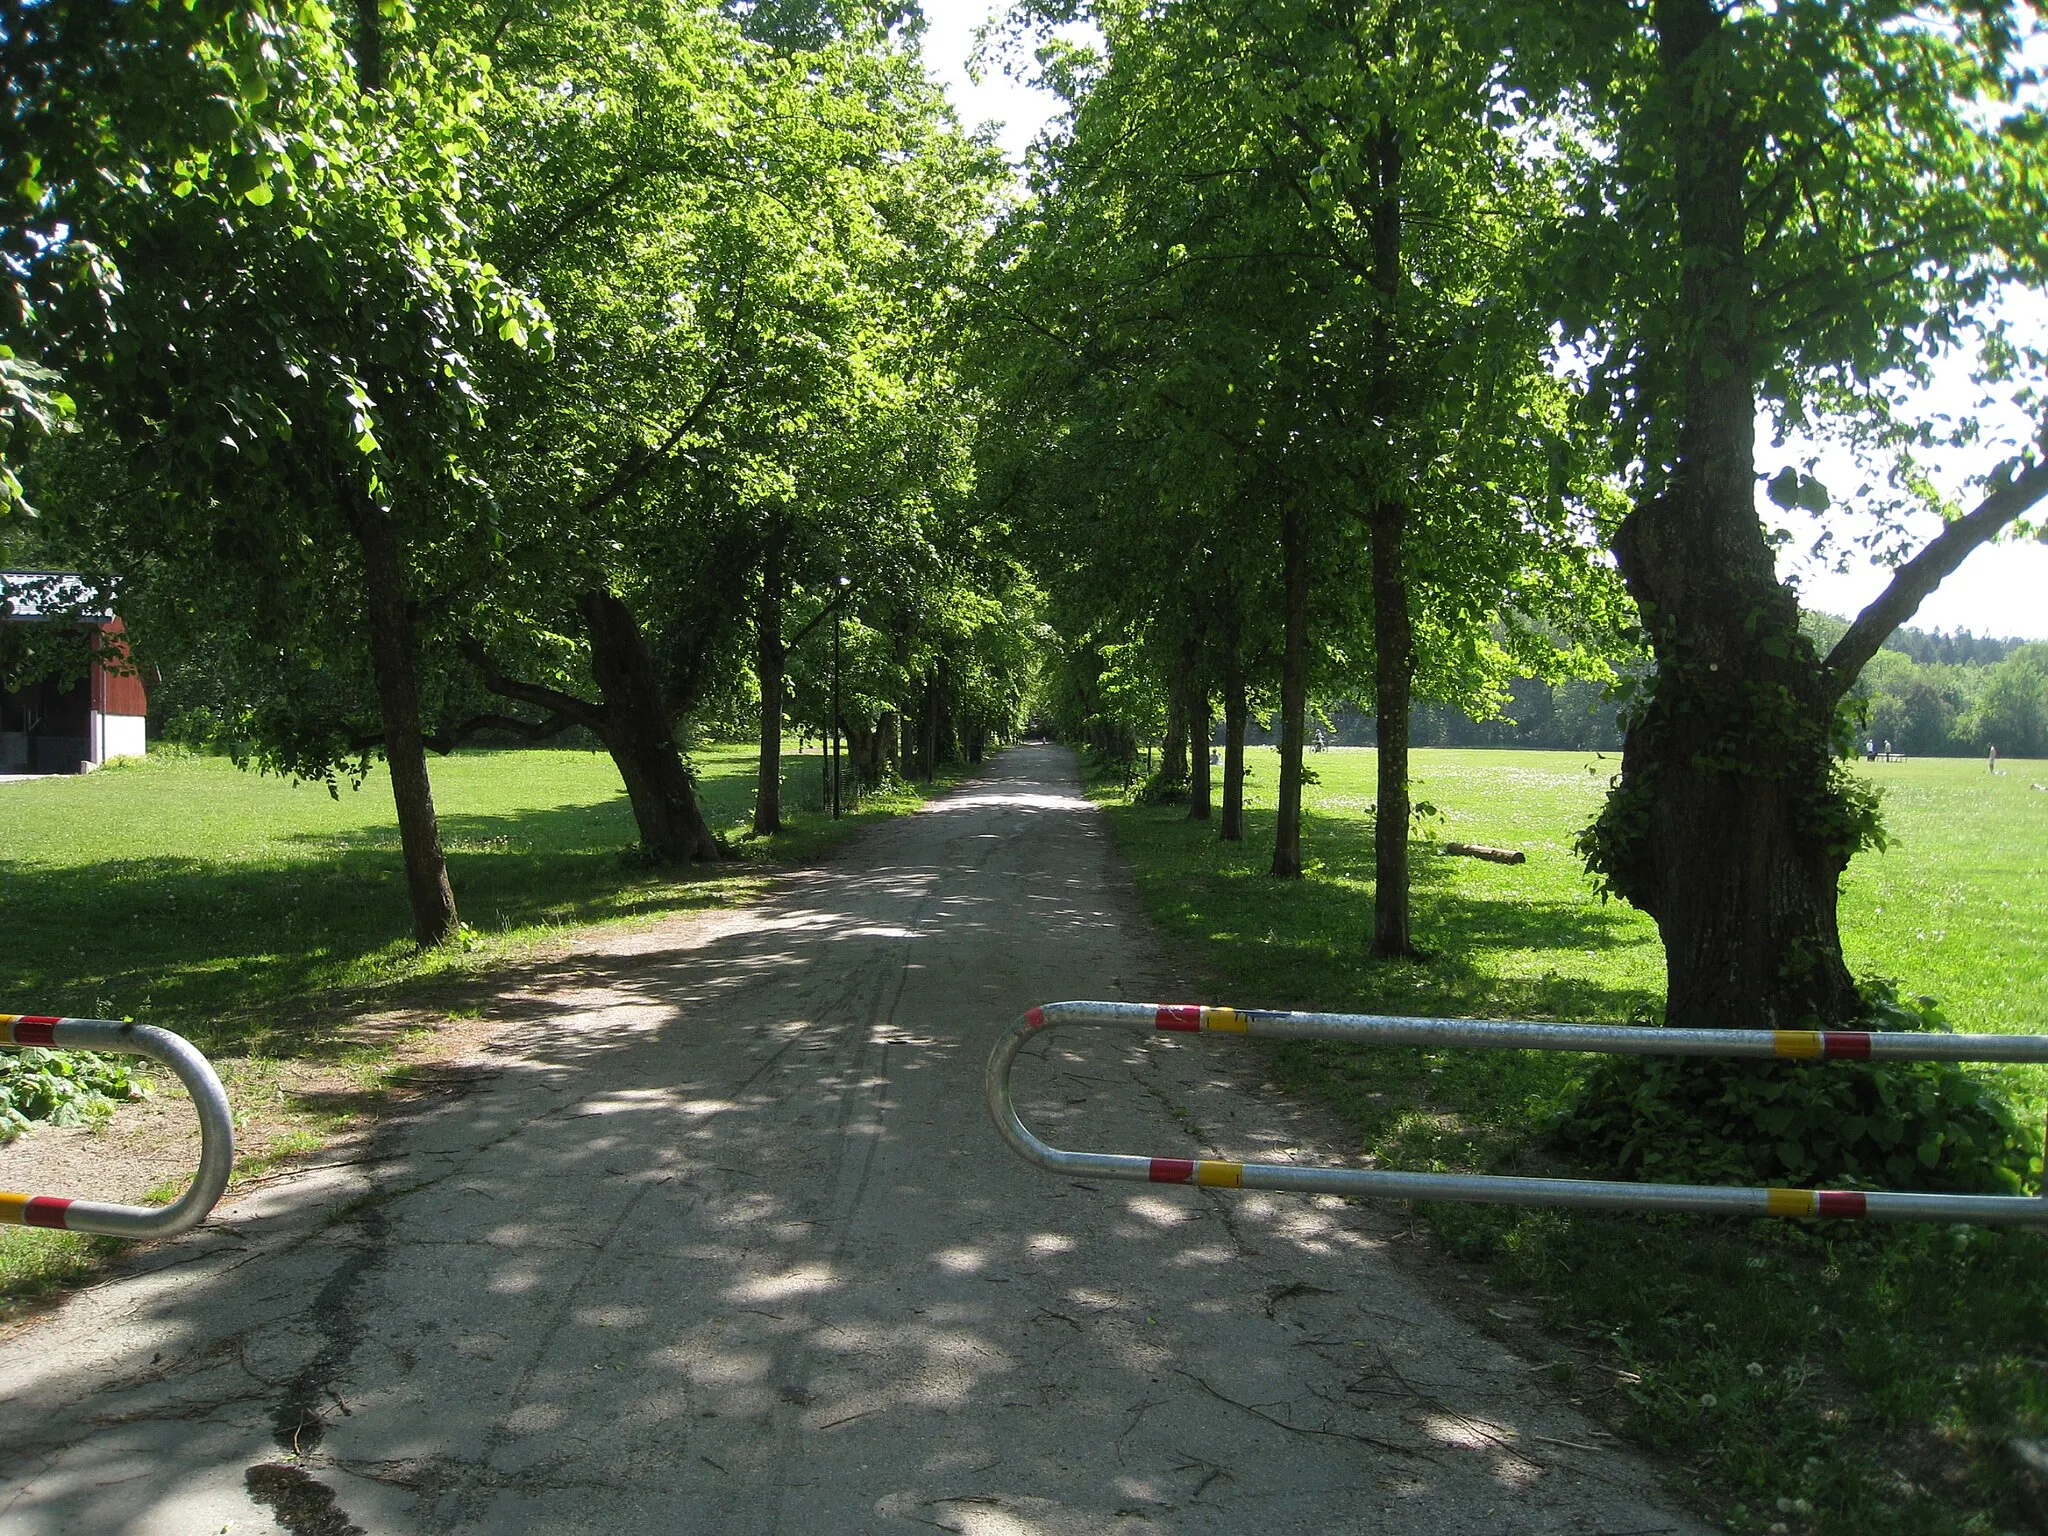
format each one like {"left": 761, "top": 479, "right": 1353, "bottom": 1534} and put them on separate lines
{"left": 0, "top": 572, "right": 148, "bottom": 775}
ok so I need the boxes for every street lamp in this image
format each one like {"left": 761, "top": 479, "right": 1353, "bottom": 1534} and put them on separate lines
{"left": 831, "top": 574, "right": 850, "bottom": 819}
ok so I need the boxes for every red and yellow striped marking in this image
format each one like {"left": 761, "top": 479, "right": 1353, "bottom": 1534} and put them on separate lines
{"left": 1, "top": 1016, "right": 62, "bottom": 1047}
{"left": 1765, "top": 1188, "right": 1869, "bottom": 1219}
{"left": 1148, "top": 1157, "right": 1245, "bottom": 1188}
{"left": 1154, "top": 1006, "right": 1249, "bottom": 1033}
{"left": 1772, "top": 1030, "right": 1872, "bottom": 1061}
{"left": 0, "top": 1191, "right": 74, "bottom": 1229}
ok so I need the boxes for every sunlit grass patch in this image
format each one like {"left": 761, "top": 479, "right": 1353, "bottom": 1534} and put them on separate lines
{"left": 0, "top": 742, "right": 941, "bottom": 1057}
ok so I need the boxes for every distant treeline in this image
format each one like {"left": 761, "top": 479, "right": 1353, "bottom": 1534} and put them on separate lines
{"left": 1811, "top": 614, "right": 2048, "bottom": 759}
{"left": 1280, "top": 618, "right": 2046, "bottom": 756}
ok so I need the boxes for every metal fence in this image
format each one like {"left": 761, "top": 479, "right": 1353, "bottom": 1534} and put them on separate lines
{"left": 2, "top": 1015, "right": 234, "bottom": 1238}
{"left": 986, "top": 1001, "right": 2048, "bottom": 1226}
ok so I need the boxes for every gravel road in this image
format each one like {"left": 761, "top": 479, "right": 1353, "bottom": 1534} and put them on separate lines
{"left": 0, "top": 745, "right": 1705, "bottom": 1535}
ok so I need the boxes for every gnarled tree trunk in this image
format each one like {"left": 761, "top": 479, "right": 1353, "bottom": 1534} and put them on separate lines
{"left": 1584, "top": 0, "right": 1856, "bottom": 1029}
{"left": 580, "top": 589, "right": 721, "bottom": 863}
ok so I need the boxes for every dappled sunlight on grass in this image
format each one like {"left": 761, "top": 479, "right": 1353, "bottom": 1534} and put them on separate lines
{"left": 1096, "top": 744, "right": 2048, "bottom": 1536}
{"left": 0, "top": 744, "right": 949, "bottom": 1057}
{"left": 1102, "top": 747, "right": 1664, "bottom": 1026}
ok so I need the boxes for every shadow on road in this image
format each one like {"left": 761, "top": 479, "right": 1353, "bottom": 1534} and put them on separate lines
{"left": 0, "top": 748, "right": 1701, "bottom": 1536}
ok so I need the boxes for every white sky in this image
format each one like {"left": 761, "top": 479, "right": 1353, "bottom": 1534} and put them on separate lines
{"left": 919, "top": 0, "right": 1067, "bottom": 164}
{"left": 915, "top": 0, "right": 2048, "bottom": 643}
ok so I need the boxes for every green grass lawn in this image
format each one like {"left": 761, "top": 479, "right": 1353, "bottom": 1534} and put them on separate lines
{"left": 0, "top": 741, "right": 928, "bottom": 1057}
{"left": 1098, "top": 746, "right": 2048, "bottom": 1536}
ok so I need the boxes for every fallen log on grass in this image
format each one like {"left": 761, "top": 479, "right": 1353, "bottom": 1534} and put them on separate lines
{"left": 1442, "top": 841, "right": 1526, "bottom": 865}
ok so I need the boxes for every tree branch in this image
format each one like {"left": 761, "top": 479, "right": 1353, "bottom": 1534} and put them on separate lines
{"left": 458, "top": 637, "right": 607, "bottom": 732}
{"left": 1820, "top": 457, "right": 2048, "bottom": 703}
{"left": 783, "top": 581, "right": 856, "bottom": 650}
{"left": 423, "top": 711, "right": 583, "bottom": 754}
{"left": 349, "top": 709, "right": 584, "bottom": 756}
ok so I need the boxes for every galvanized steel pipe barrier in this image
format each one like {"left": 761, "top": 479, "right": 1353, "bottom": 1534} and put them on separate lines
{"left": 987, "top": 1002, "right": 2048, "bottom": 1226}
{"left": 2, "top": 1015, "right": 234, "bottom": 1238}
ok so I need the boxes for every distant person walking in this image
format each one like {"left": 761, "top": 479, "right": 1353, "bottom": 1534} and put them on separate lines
{"left": 1989, "top": 743, "right": 1999, "bottom": 774}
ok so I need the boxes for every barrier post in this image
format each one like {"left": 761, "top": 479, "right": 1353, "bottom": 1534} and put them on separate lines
{"left": 987, "top": 1001, "right": 2048, "bottom": 1227}
{"left": 2, "top": 1015, "right": 234, "bottom": 1238}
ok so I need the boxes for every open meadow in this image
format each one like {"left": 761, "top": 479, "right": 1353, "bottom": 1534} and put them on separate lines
{"left": 1100, "top": 745, "right": 2048, "bottom": 1536}
{"left": 0, "top": 742, "right": 915, "bottom": 1054}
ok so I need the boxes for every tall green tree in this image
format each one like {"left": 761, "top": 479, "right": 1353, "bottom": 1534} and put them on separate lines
{"left": 980, "top": 0, "right": 1621, "bottom": 949}
{"left": 424, "top": 0, "right": 1000, "bottom": 853}
{"left": 23, "top": 2, "right": 545, "bottom": 944}
{"left": 1533, "top": 0, "right": 2048, "bottom": 1028}
{"left": 1, "top": 0, "right": 343, "bottom": 511}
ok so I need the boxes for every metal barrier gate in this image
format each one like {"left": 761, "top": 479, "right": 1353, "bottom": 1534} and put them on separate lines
{"left": 986, "top": 1002, "right": 2048, "bottom": 1225}
{"left": 2, "top": 1015, "right": 234, "bottom": 1238}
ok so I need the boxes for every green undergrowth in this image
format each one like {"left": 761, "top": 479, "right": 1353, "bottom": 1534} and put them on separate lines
{"left": 1094, "top": 745, "right": 2048, "bottom": 1536}
{"left": 0, "top": 1226, "right": 124, "bottom": 1315}
{"left": 1560, "top": 984, "right": 2035, "bottom": 1195}
{"left": 0, "top": 1048, "right": 149, "bottom": 1141}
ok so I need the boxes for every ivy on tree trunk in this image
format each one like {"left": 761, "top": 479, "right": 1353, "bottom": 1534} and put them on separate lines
{"left": 1579, "top": 0, "right": 1863, "bottom": 1029}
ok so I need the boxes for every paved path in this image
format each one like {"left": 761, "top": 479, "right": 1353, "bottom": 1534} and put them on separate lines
{"left": 0, "top": 747, "right": 1704, "bottom": 1535}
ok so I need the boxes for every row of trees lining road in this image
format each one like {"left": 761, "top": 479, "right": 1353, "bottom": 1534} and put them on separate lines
{"left": 974, "top": 0, "right": 1629, "bottom": 956}
{"left": 3, "top": 0, "right": 2046, "bottom": 1038}
{"left": 983, "top": 0, "right": 2048, "bottom": 1031}
{"left": 3, "top": 0, "right": 1037, "bottom": 944}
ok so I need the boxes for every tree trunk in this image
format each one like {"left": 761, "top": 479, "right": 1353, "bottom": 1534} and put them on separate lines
{"left": 343, "top": 490, "right": 458, "bottom": 946}
{"left": 1161, "top": 683, "right": 1188, "bottom": 787}
{"left": 1221, "top": 645, "right": 1247, "bottom": 842}
{"left": 1581, "top": 0, "right": 1859, "bottom": 1029}
{"left": 1356, "top": 112, "right": 1416, "bottom": 952}
{"left": 876, "top": 708, "right": 899, "bottom": 779}
{"left": 919, "top": 669, "right": 943, "bottom": 780}
{"left": 1271, "top": 500, "right": 1308, "bottom": 879}
{"left": 579, "top": 589, "right": 721, "bottom": 863}
{"left": 353, "top": 0, "right": 384, "bottom": 90}
{"left": 1370, "top": 499, "right": 1417, "bottom": 957}
{"left": 753, "top": 555, "right": 784, "bottom": 835}
{"left": 846, "top": 716, "right": 892, "bottom": 786}
{"left": 1187, "top": 690, "right": 1212, "bottom": 821}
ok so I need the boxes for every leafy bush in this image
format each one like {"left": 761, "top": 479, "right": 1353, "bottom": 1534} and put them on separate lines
{"left": 1131, "top": 770, "right": 1189, "bottom": 806}
{"left": 0, "top": 1049, "right": 147, "bottom": 1140}
{"left": 1556, "top": 983, "right": 2033, "bottom": 1193}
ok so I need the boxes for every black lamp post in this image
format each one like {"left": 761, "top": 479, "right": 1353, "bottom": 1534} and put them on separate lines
{"left": 831, "top": 574, "right": 850, "bottom": 818}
